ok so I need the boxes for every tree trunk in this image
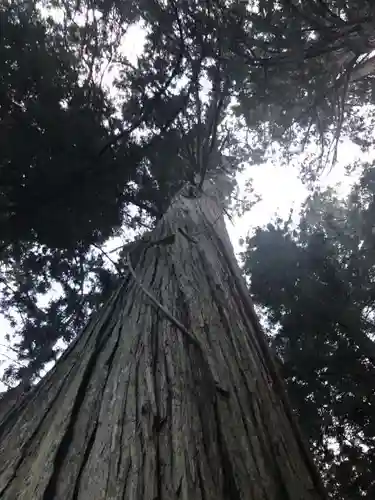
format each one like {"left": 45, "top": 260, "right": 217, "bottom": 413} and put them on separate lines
{"left": 0, "top": 177, "right": 327, "bottom": 500}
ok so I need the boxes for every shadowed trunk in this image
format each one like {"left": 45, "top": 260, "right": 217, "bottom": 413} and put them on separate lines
{"left": 0, "top": 177, "right": 327, "bottom": 499}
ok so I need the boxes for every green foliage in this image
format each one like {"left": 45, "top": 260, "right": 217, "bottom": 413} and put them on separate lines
{"left": 0, "top": 1, "right": 125, "bottom": 249}
{"left": 241, "top": 166, "right": 375, "bottom": 498}
{"left": 232, "top": 0, "right": 375, "bottom": 166}
{"left": 3, "top": 0, "right": 372, "bottom": 254}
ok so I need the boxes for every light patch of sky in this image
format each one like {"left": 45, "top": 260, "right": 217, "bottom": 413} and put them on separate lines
{"left": 228, "top": 139, "right": 371, "bottom": 255}
{"left": 1, "top": 12, "right": 374, "bottom": 390}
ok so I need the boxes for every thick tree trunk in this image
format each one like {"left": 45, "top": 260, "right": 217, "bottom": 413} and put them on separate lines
{"left": 0, "top": 177, "right": 327, "bottom": 499}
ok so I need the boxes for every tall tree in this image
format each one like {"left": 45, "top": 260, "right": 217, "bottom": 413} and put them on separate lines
{"left": 1, "top": 0, "right": 365, "bottom": 497}
{"left": 0, "top": 174, "right": 327, "bottom": 500}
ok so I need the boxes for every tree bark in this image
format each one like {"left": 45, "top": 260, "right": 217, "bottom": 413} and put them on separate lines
{"left": 0, "top": 177, "right": 327, "bottom": 499}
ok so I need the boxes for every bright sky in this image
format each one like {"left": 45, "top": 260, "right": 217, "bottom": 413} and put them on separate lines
{"left": 0, "top": 16, "right": 373, "bottom": 390}
{"left": 228, "top": 142, "right": 367, "bottom": 255}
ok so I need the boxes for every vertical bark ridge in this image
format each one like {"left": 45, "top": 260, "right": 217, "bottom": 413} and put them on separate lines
{"left": 210, "top": 221, "right": 328, "bottom": 498}
{"left": 0, "top": 180, "right": 327, "bottom": 500}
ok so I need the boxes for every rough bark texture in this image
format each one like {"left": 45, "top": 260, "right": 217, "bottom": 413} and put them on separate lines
{"left": 0, "top": 177, "right": 327, "bottom": 499}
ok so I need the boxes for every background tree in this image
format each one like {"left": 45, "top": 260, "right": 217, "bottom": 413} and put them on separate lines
{"left": 241, "top": 164, "right": 375, "bottom": 498}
